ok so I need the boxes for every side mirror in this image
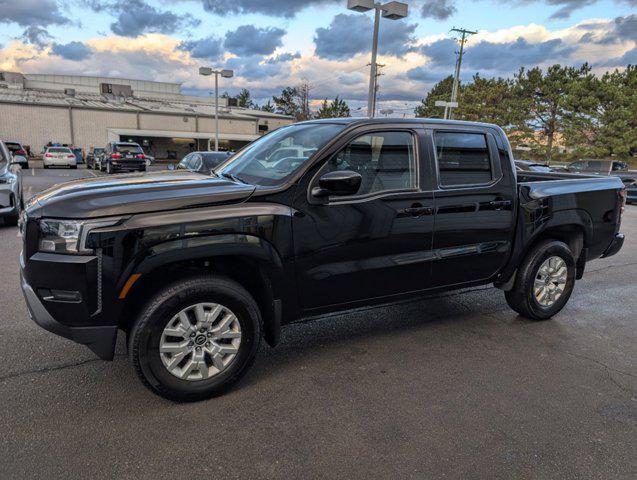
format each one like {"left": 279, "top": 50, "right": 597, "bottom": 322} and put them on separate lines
{"left": 311, "top": 170, "right": 362, "bottom": 198}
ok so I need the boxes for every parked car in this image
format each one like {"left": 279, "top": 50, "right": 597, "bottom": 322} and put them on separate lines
{"left": 100, "top": 142, "right": 147, "bottom": 174}
{"left": 86, "top": 147, "right": 105, "bottom": 170}
{"left": 0, "top": 141, "right": 23, "bottom": 225}
{"left": 72, "top": 147, "right": 84, "bottom": 164}
{"left": 43, "top": 146, "right": 77, "bottom": 169}
{"left": 176, "top": 151, "right": 234, "bottom": 174}
{"left": 560, "top": 159, "right": 627, "bottom": 174}
{"left": 514, "top": 160, "right": 552, "bottom": 173}
{"left": 20, "top": 119, "right": 626, "bottom": 401}
{"left": 4, "top": 141, "right": 29, "bottom": 169}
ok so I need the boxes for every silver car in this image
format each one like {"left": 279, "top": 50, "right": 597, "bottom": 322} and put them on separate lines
{"left": 0, "top": 141, "right": 23, "bottom": 226}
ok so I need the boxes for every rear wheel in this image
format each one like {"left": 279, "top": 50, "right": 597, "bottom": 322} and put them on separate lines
{"left": 129, "top": 275, "right": 262, "bottom": 401}
{"left": 505, "top": 239, "right": 575, "bottom": 320}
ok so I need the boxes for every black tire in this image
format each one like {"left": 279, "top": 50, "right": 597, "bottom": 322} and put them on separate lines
{"left": 505, "top": 239, "right": 576, "bottom": 320}
{"left": 24, "top": 162, "right": 29, "bottom": 169}
{"left": 129, "top": 275, "right": 262, "bottom": 401}
{"left": 4, "top": 211, "right": 19, "bottom": 226}
{"left": 71, "top": 165, "right": 77, "bottom": 169}
{"left": 43, "top": 164, "right": 49, "bottom": 169}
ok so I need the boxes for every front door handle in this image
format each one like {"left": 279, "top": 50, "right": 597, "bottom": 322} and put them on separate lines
{"left": 399, "top": 203, "right": 434, "bottom": 217}
{"left": 489, "top": 200, "right": 512, "bottom": 210}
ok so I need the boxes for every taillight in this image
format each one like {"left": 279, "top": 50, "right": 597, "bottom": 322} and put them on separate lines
{"left": 45, "top": 153, "right": 53, "bottom": 157}
{"left": 67, "top": 154, "right": 76, "bottom": 159}
{"left": 111, "top": 153, "right": 122, "bottom": 159}
{"left": 16, "top": 149, "right": 26, "bottom": 155}
{"left": 135, "top": 154, "right": 145, "bottom": 159}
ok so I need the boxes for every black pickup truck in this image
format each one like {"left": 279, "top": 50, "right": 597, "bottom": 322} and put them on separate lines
{"left": 19, "top": 119, "right": 626, "bottom": 401}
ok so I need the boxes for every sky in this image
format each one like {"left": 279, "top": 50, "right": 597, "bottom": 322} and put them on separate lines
{"left": 0, "top": 0, "right": 635, "bottom": 115}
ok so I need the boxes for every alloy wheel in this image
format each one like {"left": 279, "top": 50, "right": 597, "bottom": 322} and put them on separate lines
{"left": 159, "top": 302, "right": 242, "bottom": 381}
{"left": 534, "top": 256, "right": 567, "bottom": 307}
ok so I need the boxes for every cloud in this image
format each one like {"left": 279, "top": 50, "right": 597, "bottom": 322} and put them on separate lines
{"left": 51, "top": 41, "right": 93, "bottom": 61}
{"left": 420, "top": 0, "right": 457, "bottom": 20}
{"left": 418, "top": 1, "right": 637, "bottom": 21}
{"left": 419, "top": 36, "right": 576, "bottom": 75}
{"left": 267, "top": 52, "right": 301, "bottom": 63}
{"left": 198, "top": 0, "right": 339, "bottom": 18}
{"left": 314, "top": 13, "right": 417, "bottom": 60}
{"left": 179, "top": 36, "right": 224, "bottom": 61}
{"left": 0, "top": 0, "right": 69, "bottom": 27}
{"left": 88, "top": 0, "right": 200, "bottom": 37}
{"left": 406, "top": 66, "right": 446, "bottom": 83}
{"left": 224, "top": 25, "right": 286, "bottom": 56}
{"left": 596, "top": 14, "right": 637, "bottom": 44}
{"left": 22, "top": 26, "right": 53, "bottom": 48}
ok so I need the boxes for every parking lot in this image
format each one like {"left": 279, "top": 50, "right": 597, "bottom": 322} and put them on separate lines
{"left": 1, "top": 165, "right": 635, "bottom": 479}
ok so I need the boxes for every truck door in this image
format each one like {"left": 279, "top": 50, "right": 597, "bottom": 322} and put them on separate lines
{"left": 429, "top": 127, "right": 516, "bottom": 288}
{"left": 292, "top": 127, "right": 435, "bottom": 311}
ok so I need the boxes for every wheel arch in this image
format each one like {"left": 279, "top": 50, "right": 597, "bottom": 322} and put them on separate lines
{"left": 117, "top": 238, "right": 288, "bottom": 347}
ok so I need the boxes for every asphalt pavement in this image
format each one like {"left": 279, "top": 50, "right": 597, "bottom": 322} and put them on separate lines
{"left": 1, "top": 165, "right": 635, "bottom": 479}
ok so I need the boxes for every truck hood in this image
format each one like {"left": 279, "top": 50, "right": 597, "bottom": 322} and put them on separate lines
{"left": 27, "top": 170, "right": 256, "bottom": 219}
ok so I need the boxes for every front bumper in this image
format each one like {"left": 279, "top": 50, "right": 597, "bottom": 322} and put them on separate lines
{"left": 20, "top": 269, "right": 117, "bottom": 361}
{"left": 601, "top": 233, "right": 625, "bottom": 258}
{"left": 0, "top": 182, "right": 19, "bottom": 217}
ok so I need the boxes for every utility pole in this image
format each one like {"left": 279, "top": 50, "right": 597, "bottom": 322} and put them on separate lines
{"left": 445, "top": 27, "right": 476, "bottom": 120}
{"left": 371, "top": 63, "right": 384, "bottom": 116}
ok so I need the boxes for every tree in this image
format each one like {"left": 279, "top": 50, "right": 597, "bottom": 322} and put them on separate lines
{"left": 272, "top": 87, "right": 300, "bottom": 118}
{"left": 315, "top": 96, "right": 351, "bottom": 118}
{"left": 296, "top": 80, "right": 312, "bottom": 121}
{"left": 260, "top": 100, "right": 275, "bottom": 113}
{"left": 512, "top": 64, "right": 589, "bottom": 162}
{"left": 563, "top": 65, "right": 637, "bottom": 158}
{"left": 414, "top": 76, "right": 454, "bottom": 118}
{"left": 236, "top": 88, "right": 255, "bottom": 109}
{"left": 457, "top": 74, "right": 520, "bottom": 126}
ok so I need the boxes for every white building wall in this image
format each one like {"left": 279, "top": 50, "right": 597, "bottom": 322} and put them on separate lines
{"left": 0, "top": 104, "right": 71, "bottom": 152}
{"left": 72, "top": 109, "right": 138, "bottom": 151}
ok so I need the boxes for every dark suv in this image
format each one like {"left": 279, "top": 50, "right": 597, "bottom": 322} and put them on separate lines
{"left": 100, "top": 142, "right": 147, "bottom": 174}
{"left": 19, "top": 119, "right": 625, "bottom": 401}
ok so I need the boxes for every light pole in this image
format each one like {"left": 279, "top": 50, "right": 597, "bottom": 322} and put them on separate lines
{"left": 199, "top": 67, "right": 234, "bottom": 151}
{"left": 347, "top": 1, "right": 408, "bottom": 118}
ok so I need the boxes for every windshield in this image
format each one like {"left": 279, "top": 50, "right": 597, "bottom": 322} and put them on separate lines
{"left": 217, "top": 123, "right": 346, "bottom": 186}
{"left": 5, "top": 143, "right": 20, "bottom": 152}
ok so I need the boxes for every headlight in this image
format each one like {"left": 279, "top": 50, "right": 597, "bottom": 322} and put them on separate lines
{"left": 38, "top": 218, "right": 123, "bottom": 254}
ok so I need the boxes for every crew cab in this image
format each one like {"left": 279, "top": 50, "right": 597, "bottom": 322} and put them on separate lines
{"left": 19, "top": 119, "right": 626, "bottom": 401}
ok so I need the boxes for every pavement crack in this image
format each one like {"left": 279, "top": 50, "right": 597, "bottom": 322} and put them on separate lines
{"left": 0, "top": 354, "right": 125, "bottom": 384}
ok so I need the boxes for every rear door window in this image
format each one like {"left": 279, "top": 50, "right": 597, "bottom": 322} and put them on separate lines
{"left": 434, "top": 132, "right": 493, "bottom": 186}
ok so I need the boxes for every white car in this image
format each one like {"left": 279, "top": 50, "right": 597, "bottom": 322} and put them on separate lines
{"left": 43, "top": 147, "right": 77, "bottom": 169}
{"left": 4, "top": 141, "right": 29, "bottom": 169}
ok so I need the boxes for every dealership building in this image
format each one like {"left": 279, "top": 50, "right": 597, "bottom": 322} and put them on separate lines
{"left": 0, "top": 71, "right": 294, "bottom": 159}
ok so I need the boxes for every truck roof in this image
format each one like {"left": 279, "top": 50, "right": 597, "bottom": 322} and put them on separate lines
{"left": 300, "top": 117, "right": 502, "bottom": 129}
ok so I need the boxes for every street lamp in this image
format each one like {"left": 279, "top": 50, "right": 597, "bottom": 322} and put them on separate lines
{"left": 347, "top": 0, "right": 408, "bottom": 118}
{"left": 199, "top": 66, "right": 234, "bottom": 151}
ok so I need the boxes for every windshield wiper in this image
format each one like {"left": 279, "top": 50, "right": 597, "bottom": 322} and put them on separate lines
{"left": 220, "top": 172, "right": 246, "bottom": 184}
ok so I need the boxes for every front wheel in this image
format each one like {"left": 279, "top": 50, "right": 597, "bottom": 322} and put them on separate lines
{"left": 505, "top": 239, "right": 576, "bottom": 320}
{"left": 129, "top": 275, "right": 262, "bottom": 401}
